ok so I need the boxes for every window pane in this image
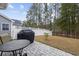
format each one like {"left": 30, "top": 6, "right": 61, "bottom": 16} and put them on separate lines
{"left": 2, "top": 24, "right": 9, "bottom": 31}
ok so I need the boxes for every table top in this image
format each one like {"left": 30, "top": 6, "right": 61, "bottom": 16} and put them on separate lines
{"left": 0, "top": 40, "right": 30, "bottom": 52}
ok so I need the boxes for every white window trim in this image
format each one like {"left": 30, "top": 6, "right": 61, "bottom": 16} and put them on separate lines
{"left": 1, "top": 23, "right": 10, "bottom": 31}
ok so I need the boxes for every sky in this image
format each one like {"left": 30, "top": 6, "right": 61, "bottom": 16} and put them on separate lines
{"left": 0, "top": 3, "right": 32, "bottom": 21}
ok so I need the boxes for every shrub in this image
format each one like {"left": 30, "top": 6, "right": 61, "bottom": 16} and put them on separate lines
{"left": 44, "top": 32, "right": 49, "bottom": 40}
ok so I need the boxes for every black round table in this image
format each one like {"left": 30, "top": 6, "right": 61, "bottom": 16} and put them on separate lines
{"left": 0, "top": 40, "right": 30, "bottom": 56}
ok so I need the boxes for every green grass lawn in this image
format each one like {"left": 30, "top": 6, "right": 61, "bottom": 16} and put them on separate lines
{"left": 35, "top": 35, "right": 79, "bottom": 56}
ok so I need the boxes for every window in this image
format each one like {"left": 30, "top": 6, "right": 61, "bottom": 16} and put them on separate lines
{"left": 2, "top": 24, "right": 9, "bottom": 31}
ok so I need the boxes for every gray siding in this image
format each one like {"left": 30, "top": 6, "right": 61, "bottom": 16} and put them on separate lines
{"left": 0, "top": 16, "right": 11, "bottom": 36}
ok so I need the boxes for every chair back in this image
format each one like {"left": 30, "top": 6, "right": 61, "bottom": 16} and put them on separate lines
{"left": 0, "top": 36, "right": 3, "bottom": 44}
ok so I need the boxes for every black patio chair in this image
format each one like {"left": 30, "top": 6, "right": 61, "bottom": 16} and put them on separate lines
{"left": 0, "top": 36, "right": 3, "bottom": 56}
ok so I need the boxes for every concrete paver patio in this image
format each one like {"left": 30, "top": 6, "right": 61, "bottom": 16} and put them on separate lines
{"left": 0, "top": 41, "right": 73, "bottom": 56}
{"left": 23, "top": 41, "right": 73, "bottom": 56}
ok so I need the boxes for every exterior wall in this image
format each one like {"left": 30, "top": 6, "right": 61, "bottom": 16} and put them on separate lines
{"left": 0, "top": 16, "right": 11, "bottom": 36}
{"left": 11, "top": 20, "right": 22, "bottom": 39}
{"left": 11, "top": 25, "right": 22, "bottom": 39}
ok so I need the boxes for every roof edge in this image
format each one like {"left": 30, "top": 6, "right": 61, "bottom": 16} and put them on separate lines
{"left": 0, "top": 13, "right": 12, "bottom": 22}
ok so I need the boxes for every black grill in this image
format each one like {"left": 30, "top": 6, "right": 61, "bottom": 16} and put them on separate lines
{"left": 17, "top": 29, "right": 35, "bottom": 43}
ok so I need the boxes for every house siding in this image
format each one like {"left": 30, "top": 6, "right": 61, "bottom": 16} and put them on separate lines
{"left": 0, "top": 15, "right": 11, "bottom": 36}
